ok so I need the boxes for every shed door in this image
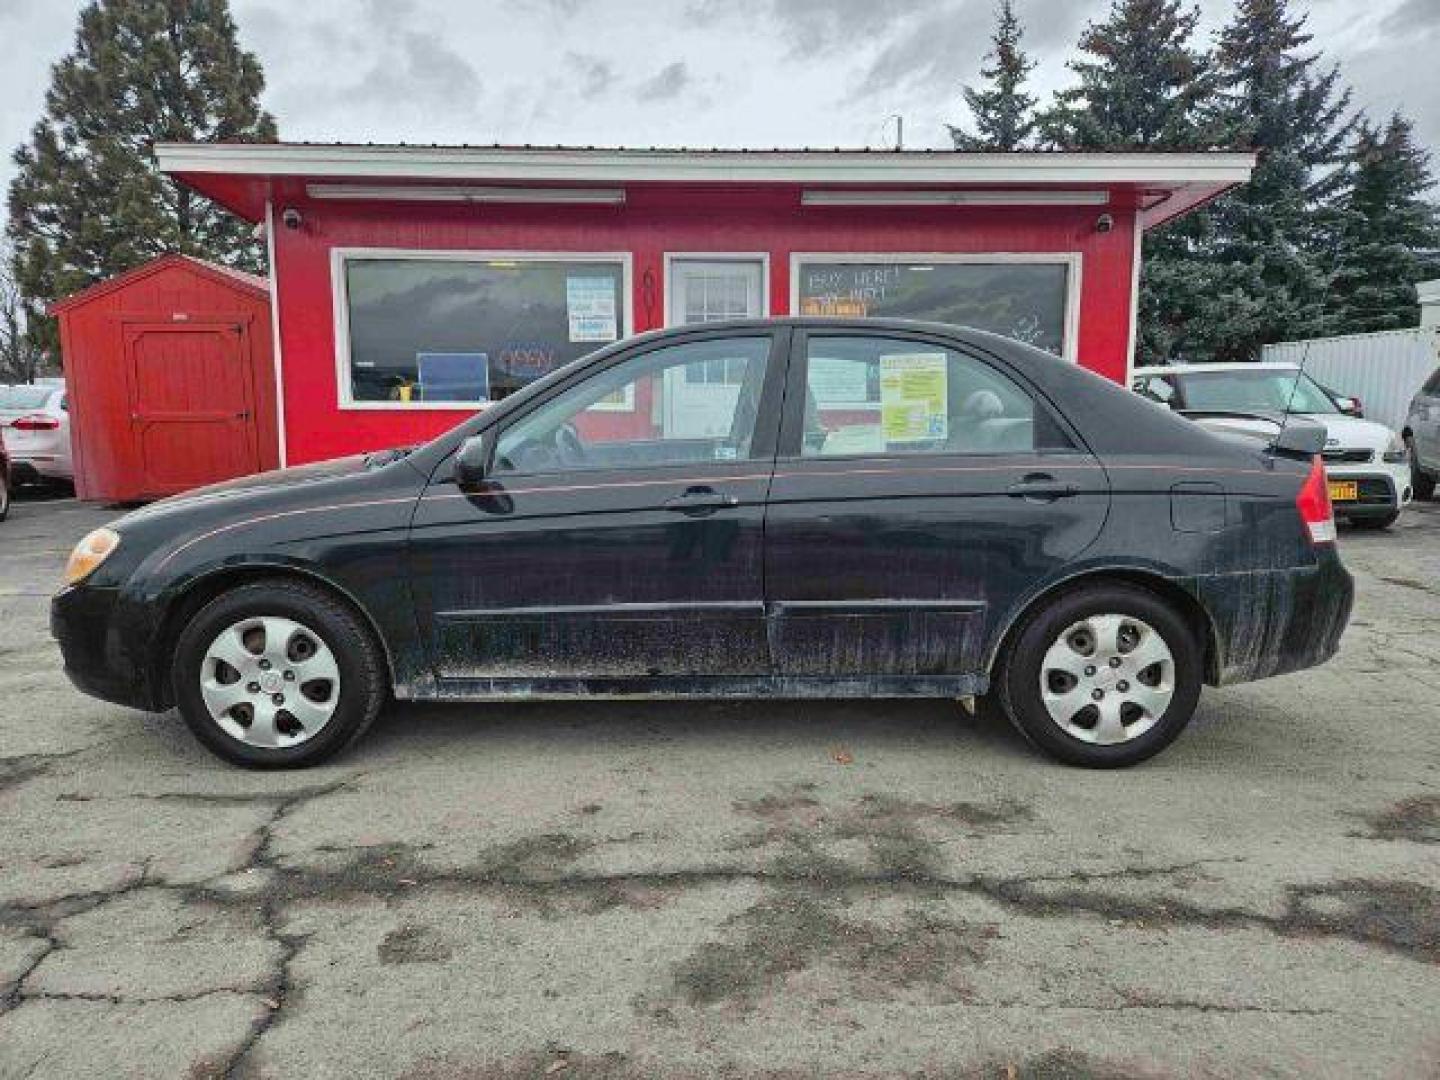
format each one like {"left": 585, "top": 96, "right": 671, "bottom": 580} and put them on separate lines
{"left": 124, "top": 324, "right": 260, "bottom": 494}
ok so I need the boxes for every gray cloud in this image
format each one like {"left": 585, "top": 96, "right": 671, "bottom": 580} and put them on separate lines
{"left": 567, "top": 51, "right": 619, "bottom": 97}
{"left": 852, "top": 4, "right": 994, "bottom": 99}
{"left": 636, "top": 60, "right": 690, "bottom": 101}
{"left": 1379, "top": 0, "right": 1440, "bottom": 37}
{"left": 688, "top": 0, "right": 941, "bottom": 56}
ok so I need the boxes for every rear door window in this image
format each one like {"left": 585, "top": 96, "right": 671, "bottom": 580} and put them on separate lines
{"left": 795, "top": 335, "right": 1067, "bottom": 457}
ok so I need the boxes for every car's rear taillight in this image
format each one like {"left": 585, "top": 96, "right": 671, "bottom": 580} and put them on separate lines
{"left": 11, "top": 414, "right": 59, "bottom": 431}
{"left": 1296, "top": 454, "right": 1336, "bottom": 545}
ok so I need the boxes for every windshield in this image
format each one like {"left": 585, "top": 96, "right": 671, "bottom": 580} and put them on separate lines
{"left": 0, "top": 385, "right": 54, "bottom": 411}
{"left": 1177, "top": 370, "right": 1338, "bottom": 415}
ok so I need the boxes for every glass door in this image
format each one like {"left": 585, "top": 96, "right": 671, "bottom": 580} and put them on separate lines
{"left": 665, "top": 258, "right": 766, "bottom": 437}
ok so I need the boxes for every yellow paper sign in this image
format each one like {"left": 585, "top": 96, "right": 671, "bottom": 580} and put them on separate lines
{"left": 880, "top": 352, "right": 948, "bottom": 443}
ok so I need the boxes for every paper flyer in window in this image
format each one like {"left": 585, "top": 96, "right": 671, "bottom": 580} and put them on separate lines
{"left": 808, "top": 356, "right": 872, "bottom": 406}
{"left": 880, "top": 352, "right": 948, "bottom": 443}
{"left": 566, "top": 276, "right": 618, "bottom": 342}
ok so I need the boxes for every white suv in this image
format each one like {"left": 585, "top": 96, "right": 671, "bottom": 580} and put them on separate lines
{"left": 1133, "top": 363, "right": 1412, "bottom": 529}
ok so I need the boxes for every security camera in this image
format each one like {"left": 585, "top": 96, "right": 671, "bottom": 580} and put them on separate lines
{"left": 1095, "top": 213, "right": 1115, "bottom": 234}
{"left": 281, "top": 207, "right": 302, "bottom": 230}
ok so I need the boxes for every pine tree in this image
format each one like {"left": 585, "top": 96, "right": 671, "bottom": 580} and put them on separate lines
{"left": 1327, "top": 114, "right": 1440, "bottom": 334}
{"left": 949, "top": 0, "right": 1037, "bottom": 151}
{"left": 6, "top": 0, "right": 277, "bottom": 356}
{"left": 1038, "top": 0, "right": 1219, "bottom": 151}
{"left": 1175, "top": 0, "right": 1354, "bottom": 360}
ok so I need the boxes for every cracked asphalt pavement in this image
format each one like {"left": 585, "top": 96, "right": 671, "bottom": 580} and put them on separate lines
{"left": 1, "top": 495, "right": 1438, "bottom": 1078}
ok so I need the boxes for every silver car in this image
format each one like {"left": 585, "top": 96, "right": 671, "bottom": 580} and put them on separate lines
{"left": 0, "top": 382, "right": 72, "bottom": 487}
{"left": 1404, "top": 365, "right": 1440, "bottom": 501}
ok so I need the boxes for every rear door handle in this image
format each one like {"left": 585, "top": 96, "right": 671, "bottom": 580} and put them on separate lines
{"left": 1007, "top": 473, "right": 1080, "bottom": 500}
{"left": 663, "top": 485, "right": 740, "bottom": 516}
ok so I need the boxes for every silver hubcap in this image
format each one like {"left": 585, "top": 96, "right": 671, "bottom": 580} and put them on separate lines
{"left": 200, "top": 616, "right": 340, "bottom": 748}
{"left": 1040, "top": 613, "right": 1174, "bottom": 745}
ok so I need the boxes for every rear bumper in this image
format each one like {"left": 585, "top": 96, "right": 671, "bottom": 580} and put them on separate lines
{"left": 1191, "top": 549, "right": 1354, "bottom": 686}
{"left": 10, "top": 454, "right": 72, "bottom": 482}
{"left": 51, "top": 584, "right": 162, "bottom": 712}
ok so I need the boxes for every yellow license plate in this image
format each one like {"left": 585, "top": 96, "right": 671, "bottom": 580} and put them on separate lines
{"left": 1328, "top": 480, "right": 1358, "bottom": 502}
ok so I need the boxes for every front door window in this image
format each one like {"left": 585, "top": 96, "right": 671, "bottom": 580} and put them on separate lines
{"left": 493, "top": 335, "right": 773, "bottom": 474}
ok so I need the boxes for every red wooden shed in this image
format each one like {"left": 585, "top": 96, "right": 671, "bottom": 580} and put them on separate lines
{"left": 52, "top": 253, "right": 279, "bottom": 502}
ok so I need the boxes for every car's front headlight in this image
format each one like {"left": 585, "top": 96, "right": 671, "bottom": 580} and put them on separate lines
{"left": 64, "top": 527, "right": 121, "bottom": 585}
{"left": 1382, "top": 433, "right": 1408, "bottom": 464}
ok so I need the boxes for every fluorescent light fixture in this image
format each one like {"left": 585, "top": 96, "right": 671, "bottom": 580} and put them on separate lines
{"left": 801, "top": 189, "right": 1109, "bottom": 207}
{"left": 305, "top": 183, "right": 626, "bottom": 205}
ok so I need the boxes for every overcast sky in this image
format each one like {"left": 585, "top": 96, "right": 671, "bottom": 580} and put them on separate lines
{"left": 1, "top": 0, "right": 1436, "bottom": 215}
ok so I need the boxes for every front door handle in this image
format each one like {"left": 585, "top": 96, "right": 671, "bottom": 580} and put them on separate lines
{"left": 1007, "top": 473, "right": 1080, "bottom": 501}
{"left": 663, "top": 485, "right": 740, "bottom": 516}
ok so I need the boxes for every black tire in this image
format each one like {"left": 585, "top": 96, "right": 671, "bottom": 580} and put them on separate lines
{"left": 1348, "top": 511, "right": 1399, "bottom": 530}
{"left": 997, "top": 582, "right": 1202, "bottom": 768}
{"left": 172, "top": 578, "right": 386, "bottom": 768}
{"left": 1407, "top": 438, "right": 1436, "bottom": 501}
{"left": 0, "top": 472, "right": 9, "bottom": 521}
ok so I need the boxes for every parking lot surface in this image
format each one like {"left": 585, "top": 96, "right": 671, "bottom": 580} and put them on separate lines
{"left": 1, "top": 494, "right": 1437, "bottom": 1078}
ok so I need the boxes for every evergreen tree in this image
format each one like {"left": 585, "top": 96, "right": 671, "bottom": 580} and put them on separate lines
{"left": 1170, "top": 0, "right": 1354, "bottom": 360}
{"left": 7, "top": 0, "right": 276, "bottom": 355}
{"left": 949, "top": 0, "right": 1037, "bottom": 151}
{"left": 1327, "top": 114, "right": 1440, "bottom": 334}
{"left": 1038, "top": 0, "right": 1219, "bottom": 151}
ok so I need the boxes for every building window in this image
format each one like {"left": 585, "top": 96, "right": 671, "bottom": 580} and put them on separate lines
{"left": 794, "top": 257, "right": 1074, "bottom": 358}
{"left": 336, "top": 253, "right": 628, "bottom": 406}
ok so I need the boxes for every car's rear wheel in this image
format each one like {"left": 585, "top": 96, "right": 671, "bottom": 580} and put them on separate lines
{"left": 998, "top": 583, "right": 1202, "bottom": 767}
{"left": 0, "top": 471, "right": 9, "bottom": 521}
{"left": 172, "top": 578, "right": 386, "bottom": 768}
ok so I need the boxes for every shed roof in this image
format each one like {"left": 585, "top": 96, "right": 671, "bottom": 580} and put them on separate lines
{"left": 156, "top": 142, "right": 1255, "bottom": 230}
{"left": 50, "top": 252, "right": 268, "bottom": 314}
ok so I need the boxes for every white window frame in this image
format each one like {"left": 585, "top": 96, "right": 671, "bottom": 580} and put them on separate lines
{"left": 662, "top": 252, "right": 771, "bottom": 327}
{"left": 788, "top": 252, "right": 1082, "bottom": 364}
{"left": 331, "top": 247, "right": 634, "bottom": 411}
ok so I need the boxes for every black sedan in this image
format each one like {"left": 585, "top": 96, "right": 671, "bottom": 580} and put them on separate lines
{"left": 53, "top": 319, "right": 1353, "bottom": 769}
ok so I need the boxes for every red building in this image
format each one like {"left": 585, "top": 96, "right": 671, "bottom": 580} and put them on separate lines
{"left": 157, "top": 144, "right": 1253, "bottom": 467}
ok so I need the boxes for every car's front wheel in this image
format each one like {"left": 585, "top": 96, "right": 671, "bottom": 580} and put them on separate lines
{"left": 0, "top": 471, "right": 9, "bottom": 521}
{"left": 172, "top": 578, "right": 386, "bottom": 768}
{"left": 997, "top": 583, "right": 1202, "bottom": 768}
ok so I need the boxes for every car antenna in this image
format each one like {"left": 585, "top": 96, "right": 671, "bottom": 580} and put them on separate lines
{"left": 1271, "top": 236, "right": 1344, "bottom": 462}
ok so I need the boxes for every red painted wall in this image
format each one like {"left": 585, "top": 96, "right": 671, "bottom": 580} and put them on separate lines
{"left": 270, "top": 183, "right": 1140, "bottom": 464}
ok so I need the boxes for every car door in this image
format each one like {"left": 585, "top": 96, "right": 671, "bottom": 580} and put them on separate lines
{"left": 408, "top": 329, "right": 787, "bottom": 686}
{"left": 1411, "top": 366, "right": 1440, "bottom": 468}
{"left": 763, "top": 329, "right": 1110, "bottom": 682}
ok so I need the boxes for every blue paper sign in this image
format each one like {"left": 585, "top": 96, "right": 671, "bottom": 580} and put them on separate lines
{"left": 417, "top": 352, "right": 489, "bottom": 402}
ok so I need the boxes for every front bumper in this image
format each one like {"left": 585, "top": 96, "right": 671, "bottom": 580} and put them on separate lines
{"left": 1325, "top": 460, "right": 1412, "bottom": 517}
{"left": 51, "top": 583, "right": 162, "bottom": 712}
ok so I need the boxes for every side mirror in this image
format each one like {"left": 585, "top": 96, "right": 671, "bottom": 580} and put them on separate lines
{"left": 1336, "top": 396, "right": 1363, "bottom": 417}
{"left": 1270, "top": 420, "right": 1326, "bottom": 457}
{"left": 453, "top": 435, "right": 491, "bottom": 489}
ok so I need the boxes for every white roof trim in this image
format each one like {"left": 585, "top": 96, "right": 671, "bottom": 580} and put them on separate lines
{"left": 801, "top": 189, "right": 1109, "bottom": 206}
{"left": 156, "top": 144, "right": 1256, "bottom": 187}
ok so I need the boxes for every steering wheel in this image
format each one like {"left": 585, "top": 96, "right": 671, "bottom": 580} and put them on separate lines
{"left": 554, "top": 421, "right": 586, "bottom": 466}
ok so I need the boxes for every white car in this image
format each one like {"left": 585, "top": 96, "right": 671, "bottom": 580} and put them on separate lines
{"left": 0, "top": 382, "right": 73, "bottom": 487}
{"left": 1133, "top": 363, "right": 1412, "bottom": 529}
